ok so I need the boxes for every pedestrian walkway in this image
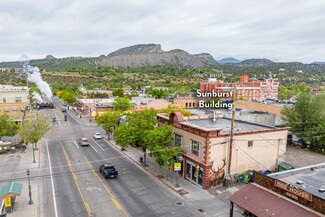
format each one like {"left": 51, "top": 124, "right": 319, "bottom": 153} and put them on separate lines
{"left": 0, "top": 145, "right": 42, "bottom": 217}
{"left": 105, "top": 139, "right": 243, "bottom": 217}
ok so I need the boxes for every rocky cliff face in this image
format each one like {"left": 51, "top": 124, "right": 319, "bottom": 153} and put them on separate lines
{"left": 99, "top": 44, "right": 218, "bottom": 68}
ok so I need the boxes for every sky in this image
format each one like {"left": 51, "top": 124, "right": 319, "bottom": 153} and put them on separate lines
{"left": 1, "top": 0, "right": 325, "bottom": 63}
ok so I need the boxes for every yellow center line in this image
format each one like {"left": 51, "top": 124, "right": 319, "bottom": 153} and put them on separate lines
{"left": 60, "top": 142, "right": 91, "bottom": 216}
{"left": 83, "top": 156, "right": 129, "bottom": 217}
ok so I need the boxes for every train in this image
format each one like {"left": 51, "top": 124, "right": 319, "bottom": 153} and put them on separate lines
{"left": 35, "top": 103, "right": 55, "bottom": 109}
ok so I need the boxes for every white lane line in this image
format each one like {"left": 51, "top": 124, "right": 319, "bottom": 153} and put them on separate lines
{"left": 46, "top": 142, "right": 59, "bottom": 217}
{"left": 67, "top": 110, "right": 83, "bottom": 125}
{"left": 55, "top": 113, "right": 61, "bottom": 126}
{"left": 89, "top": 144, "right": 98, "bottom": 152}
{"left": 91, "top": 138, "right": 105, "bottom": 151}
{"left": 73, "top": 140, "right": 79, "bottom": 149}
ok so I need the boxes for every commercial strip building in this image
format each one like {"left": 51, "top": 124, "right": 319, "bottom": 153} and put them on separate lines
{"left": 75, "top": 98, "right": 114, "bottom": 116}
{"left": 0, "top": 85, "right": 30, "bottom": 122}
{"left": 200, "top": 74, "right": 279, "bottom": 101}
{"left": 157, "top": 110, "right": 288, "bottom": 190}
{"left": 229, "top": 164, "right": 325, "bottom": 216}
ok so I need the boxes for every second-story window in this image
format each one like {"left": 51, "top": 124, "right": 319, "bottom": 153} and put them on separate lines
{"left": 15, "top": 97, "right": 22, "bottom": 102}
{"left": 190, "top": 140, "right": 201, "bottom": 157}
{"left": 2, "top": 97, "right": 6, "bottom": 102}
{"left": 174, "top": 134, "right": 183, "bottom": 147}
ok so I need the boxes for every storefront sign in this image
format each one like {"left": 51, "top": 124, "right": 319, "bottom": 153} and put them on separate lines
{"left": 174, "top": 162, "right": 181, "bottom": 171}
{"left": 274, "top": 180, "right": 313, "bottom": 202}
{"left": 4, "top": 197, "right": 11, "bottom": 207}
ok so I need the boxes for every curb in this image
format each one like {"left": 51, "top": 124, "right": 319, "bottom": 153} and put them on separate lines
{"left": 104, "top": 139, "right": 182, "bottom": 196}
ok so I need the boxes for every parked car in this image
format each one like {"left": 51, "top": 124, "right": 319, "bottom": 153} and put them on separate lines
{"left": 94, "top": 132, "right": 102, "bottom": 139}
{"left": 258, "top": 170, "right": 272, "bottom": 175}
{"left": 79, "top": 138, "right": 90, "bottom": 146}
{"left": 99, "top": 163, "right": 118, "bottom": 179}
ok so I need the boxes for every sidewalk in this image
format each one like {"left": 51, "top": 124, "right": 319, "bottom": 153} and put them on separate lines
{"left": 105, "top": 139, "right": 243, "bottom": 217}
{"left": 0, "top": 145, "right": 42, "bottom": 217}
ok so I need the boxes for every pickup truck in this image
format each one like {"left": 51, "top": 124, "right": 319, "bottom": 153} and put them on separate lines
{"left": 99, "top": 163, "right": 118, "bottom": 179}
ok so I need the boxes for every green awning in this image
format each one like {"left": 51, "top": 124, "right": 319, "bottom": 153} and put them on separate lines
{"left": 0, "top": 182, "right": 23, "bottom": 197}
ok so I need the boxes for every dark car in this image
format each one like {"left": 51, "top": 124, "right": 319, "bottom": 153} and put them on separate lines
{"left": 62, "top": 108, "right": 67, "bottom": 112}
{"left": 99, "top": 163, "right": 118, "bottom": 179}
{"left": 259, "top": 170, "right": 272, "bottom": 175}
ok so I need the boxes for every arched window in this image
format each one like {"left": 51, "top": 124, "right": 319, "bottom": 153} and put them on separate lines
{"left": 2, "top": 97, "right": 6, "bottom": 102}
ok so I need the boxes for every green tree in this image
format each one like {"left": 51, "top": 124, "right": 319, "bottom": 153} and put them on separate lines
{"left": 112, "top": 97, "right": 131, "bottom": 111}
{"left": 19, "top": 112, "right": 51, "bottom": 149}
{"left": 112, "top": 88, "right": 124, "bottom": 97}
{"left": 162, "top": 105, "right": 191, "bottom": 117}
{"left": 114, "top": 109, "right": 157, "bottom": 164}
{"left": 62, "top": 91, "right": 76, "bottom": 104}
{"left": 0, "top": 115, "right": 19, "bottom": 137}
{"left": 148, "top": 89, "right": 168, "bottom": 99}
{"left": 114, "top": 124, "right": 135, "bottom": 150}
{"left": 282, "top": 93, "right": 325, "bottom": 150}
{"left": 96, "top": 111, "right": 122, "bottom": 140}
{"left": 143, "top": 125, "right": 181, "bottom": 175}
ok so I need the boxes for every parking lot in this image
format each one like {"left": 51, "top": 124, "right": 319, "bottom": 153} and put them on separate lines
{"left": 285, "top": 145, "right": 325, "bottom": 168}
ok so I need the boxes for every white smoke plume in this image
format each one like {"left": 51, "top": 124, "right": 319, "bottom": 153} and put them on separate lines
{"left": 32, "top": 92, "right": 43, "bottom": 103}
{"left": 23, "top": 62, "right": 53, "bottom": 100}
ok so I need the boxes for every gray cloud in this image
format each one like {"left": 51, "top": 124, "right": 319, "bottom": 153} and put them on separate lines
{"left": 0, "top": 0, "right": 325, "bottom": 63}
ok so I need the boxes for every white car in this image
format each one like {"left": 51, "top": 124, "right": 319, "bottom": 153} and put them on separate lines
{"left": 94, "top": 132, "right": 102, "bottom": 139}
{"left": 79, "top": 138, "right": 90, "bottom": 146}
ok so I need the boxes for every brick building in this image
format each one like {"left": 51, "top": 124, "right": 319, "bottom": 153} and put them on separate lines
{"left": 0, "top": 85, "right": 30, "bottom": 121}
{"left": 200, "top": 74, "right": 279, "bottom": 101}
{"left": 157, "top": 110, "right": 288, "bottom": 189}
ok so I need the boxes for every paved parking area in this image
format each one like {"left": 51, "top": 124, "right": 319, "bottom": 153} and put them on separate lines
{"left": 285, "top": 145, "right": 325, "bottom": 168}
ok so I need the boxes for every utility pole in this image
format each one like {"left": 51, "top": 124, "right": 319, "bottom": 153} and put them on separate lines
{"left": 226, "top": 88, "right": 236, "bottom": 187}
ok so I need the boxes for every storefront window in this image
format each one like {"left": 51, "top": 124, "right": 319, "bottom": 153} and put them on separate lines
{"left": 191, "top": 164, "right": 197, "bottom": 183}
{"left": 186, "top": 162, "right": 191, "bottom": 180}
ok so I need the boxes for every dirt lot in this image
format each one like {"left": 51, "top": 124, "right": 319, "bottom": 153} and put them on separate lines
{"left": 285, "top": 145, "right": 325, "bottom": 168}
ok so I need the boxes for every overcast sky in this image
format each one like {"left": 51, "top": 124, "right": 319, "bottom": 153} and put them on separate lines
{"left": 1, "top": 0, "right": 325, "bottom": 63}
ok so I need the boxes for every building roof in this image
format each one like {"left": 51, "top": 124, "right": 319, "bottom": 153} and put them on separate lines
{"left": 0, "top": 85, "right": 28, "bottom": 91}
{"left": 229, "top": 183, "right": 321, "bottom": 217}
{"left": 269, "top": 163, "right": 325, "bottom": 200}
{"left": 0, "top": 182, "right": 23, "bottom": 197}
{"left": 183, "top": 117, "right": 275, "bottom": 134}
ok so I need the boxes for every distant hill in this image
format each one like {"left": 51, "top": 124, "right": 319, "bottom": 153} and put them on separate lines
{"left": 0, "top": 44, "right": 219, "bottom": 71}
{"left": 218, "top": 57, "right": 241, "bottom": 64}
{"left": 237, "top": 58, "right": 274, "bottom": 66}
{"left": 44, "top": 55, "right": 56, "bottom": 60}
{"left": 313, "top": 61, "right": 325, "bottom": 65}
{"left": 1, "top": 45, "right": 325, "bottom": 78}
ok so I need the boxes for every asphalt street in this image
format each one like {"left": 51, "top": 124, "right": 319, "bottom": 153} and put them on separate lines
{"left": 40, "top": 99, "right": 203, "bottom": 217}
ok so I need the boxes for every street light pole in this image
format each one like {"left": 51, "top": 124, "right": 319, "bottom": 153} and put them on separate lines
{"left": 26, "top": 169, "right": 33, "bottom": 205}
{"left": 175, "top": 155, "right": 180, "bottom": 188}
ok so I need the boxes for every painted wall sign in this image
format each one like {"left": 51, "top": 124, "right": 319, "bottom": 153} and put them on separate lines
{"left": 274, "top": 180, "right": 313, "bottom": 202}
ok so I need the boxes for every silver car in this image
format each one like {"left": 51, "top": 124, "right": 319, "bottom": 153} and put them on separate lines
{"left": 79, "top": 138, "right": 90, "bottom": 146}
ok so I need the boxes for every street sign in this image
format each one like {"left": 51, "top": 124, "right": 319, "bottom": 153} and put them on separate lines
{"left": 174, "top": 162, "right": 181, "bottom": 171}
{"left": 4, "top": 197, "right": 11, "bottom": 207}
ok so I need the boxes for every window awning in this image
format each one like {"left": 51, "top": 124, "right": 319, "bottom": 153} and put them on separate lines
{"left": 0, "top": 182, "right": 23, "bottom": 197}
{"left": 229, "top": 184, "right": 321, "bottom": 217}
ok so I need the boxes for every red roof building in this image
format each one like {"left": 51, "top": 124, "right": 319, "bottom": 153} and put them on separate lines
{"left": 200, "top": 75, "right": 279, "bottom": 101}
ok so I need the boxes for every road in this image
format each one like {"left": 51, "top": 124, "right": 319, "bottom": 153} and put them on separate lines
{"left": 40, "top": 98, "right": 201, "bottom": 217}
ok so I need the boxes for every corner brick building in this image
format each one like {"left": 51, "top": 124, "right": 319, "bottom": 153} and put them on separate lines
{"left": 157, "top": 110, "right": 288, "bottom": 189}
